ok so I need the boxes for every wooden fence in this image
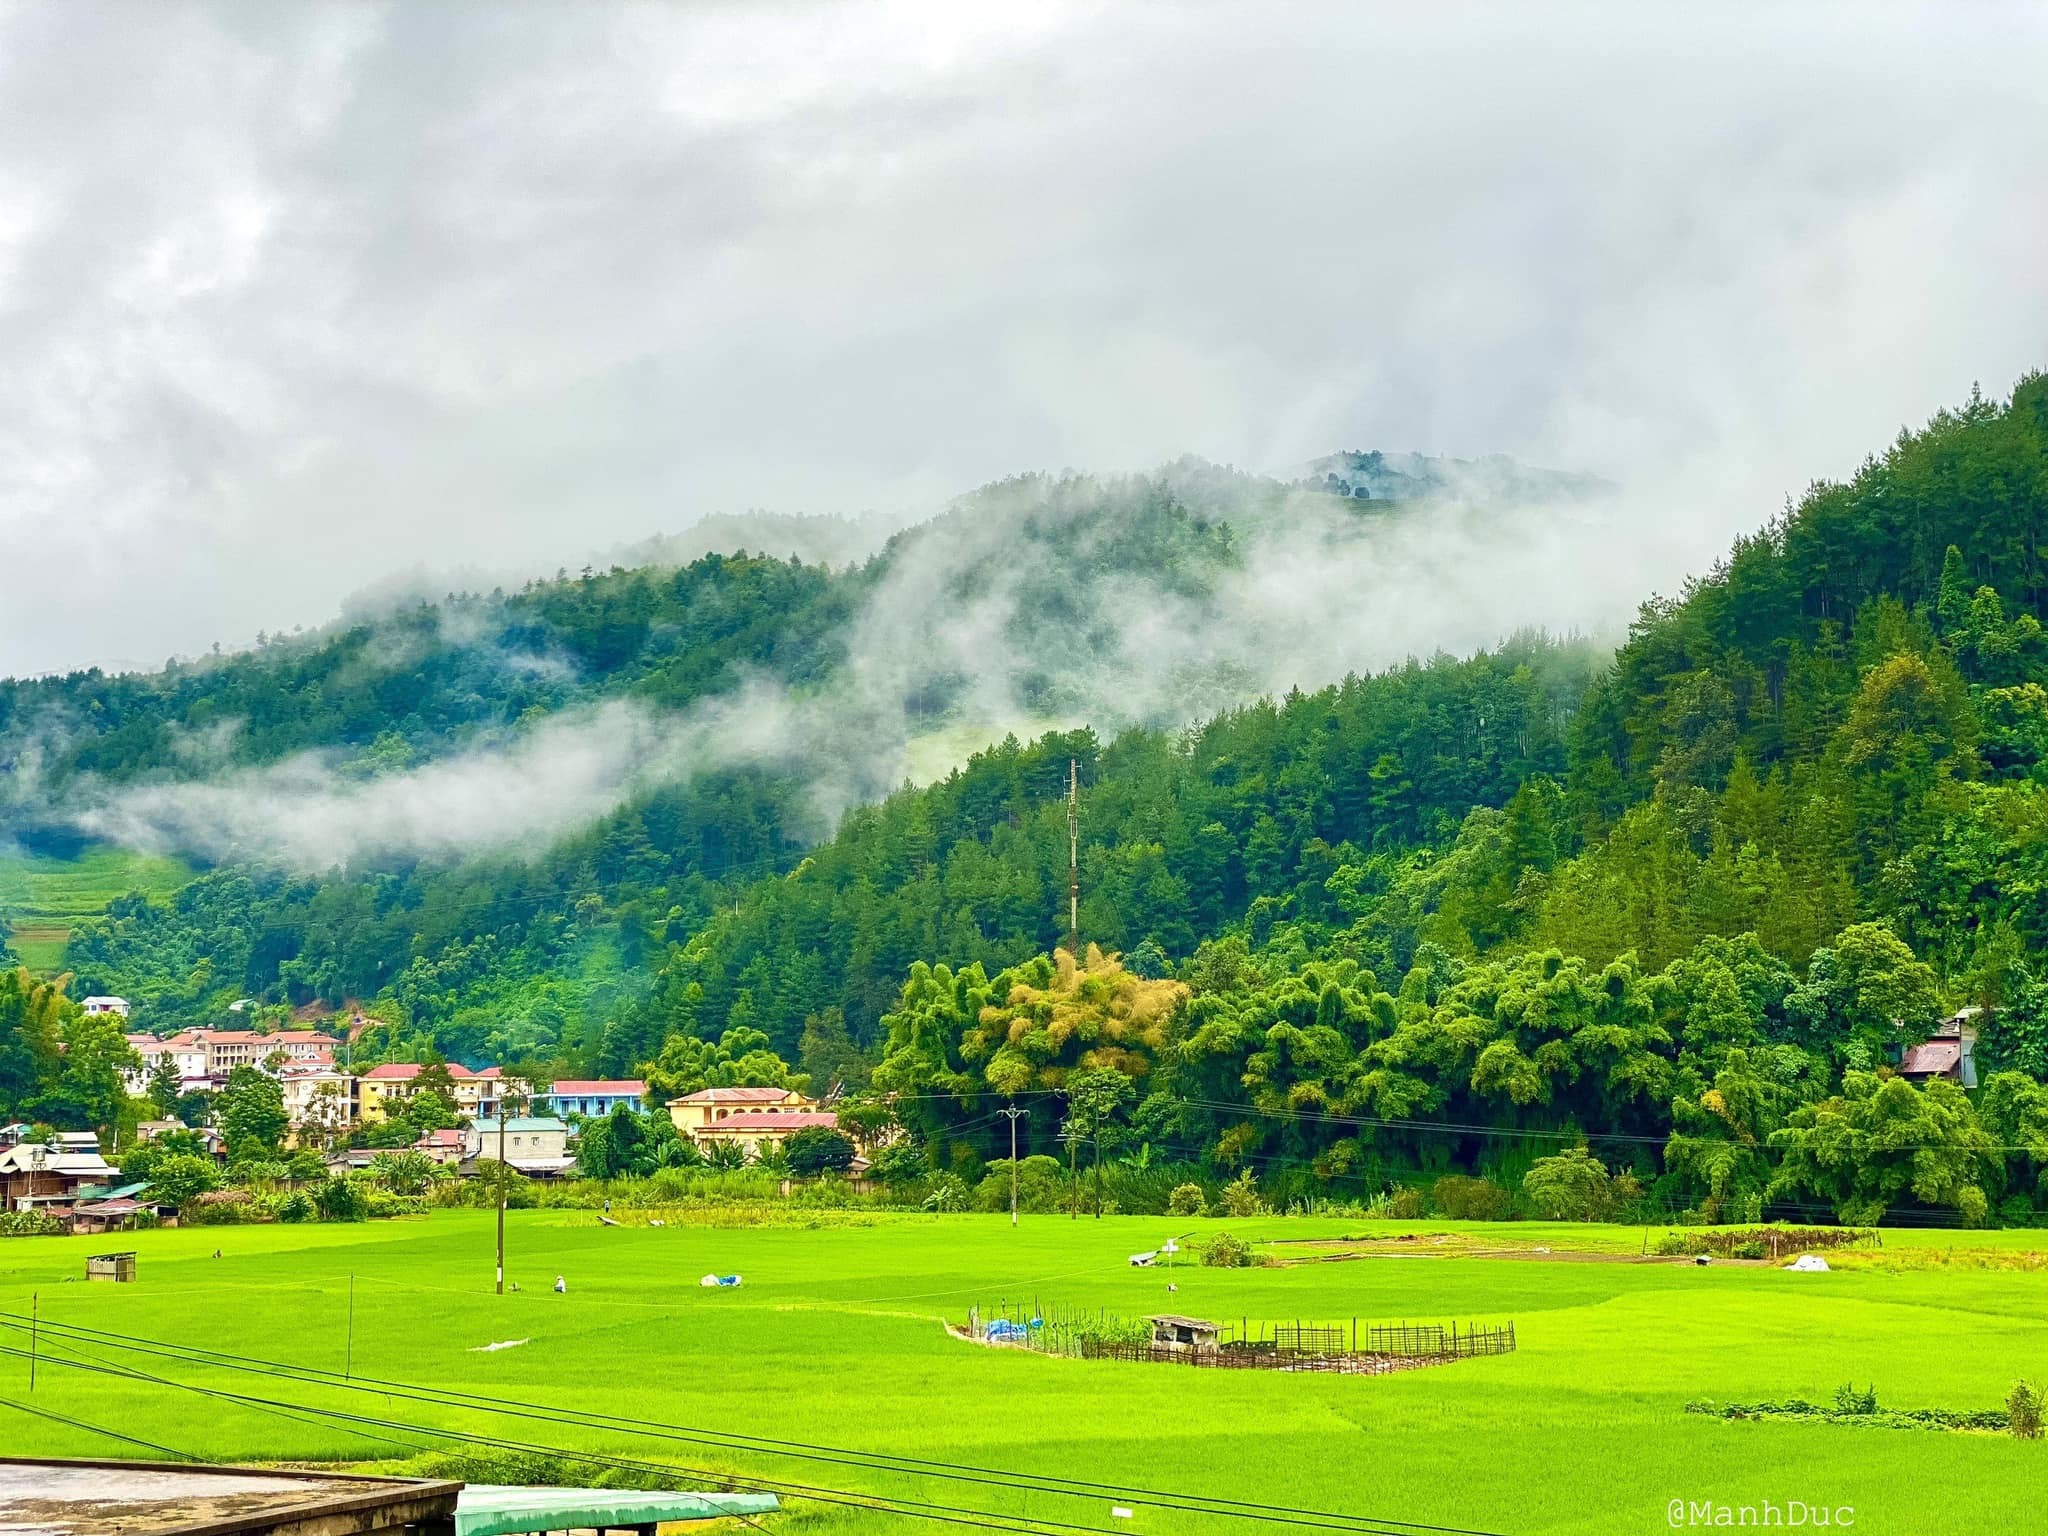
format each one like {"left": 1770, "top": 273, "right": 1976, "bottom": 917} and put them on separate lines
{"left": 964, "top": 1303, "right": 1515, "bottom": 1372}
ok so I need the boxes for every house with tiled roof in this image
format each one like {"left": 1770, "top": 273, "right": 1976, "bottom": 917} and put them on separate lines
{"left": 687, "top": 1108, "right": 844, "bottom": 1162}
{"left": 666, "top": 1085, "right": 816, "bottom": 1136}
{"left": 665, "top": 1086, "right": 840, "bottom": 1159}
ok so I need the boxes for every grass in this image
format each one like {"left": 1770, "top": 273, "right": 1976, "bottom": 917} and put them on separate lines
{"left": 1, "top": 1212, "right": 2045, "bottom": 1534}
{"left": 0, "top": 845, "right": 191, "bottom": 973}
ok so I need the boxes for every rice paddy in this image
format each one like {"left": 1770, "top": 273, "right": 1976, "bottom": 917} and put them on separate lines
{"left": 1, "top": 1211, "right": 2043, "bottom": 1534}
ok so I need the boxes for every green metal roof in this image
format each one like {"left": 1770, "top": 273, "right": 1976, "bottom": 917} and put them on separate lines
{"left": 455, "top": 1485, "right": 778, "bottom": 1534}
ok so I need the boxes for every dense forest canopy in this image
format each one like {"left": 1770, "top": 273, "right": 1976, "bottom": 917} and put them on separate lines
{"left": 10, "top": 379, "right": 2048, "bottom": 1224}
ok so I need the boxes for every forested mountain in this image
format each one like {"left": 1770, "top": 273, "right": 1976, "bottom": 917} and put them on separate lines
{"left": 13, "top": 382, "right": 2048, "bottom": 1223}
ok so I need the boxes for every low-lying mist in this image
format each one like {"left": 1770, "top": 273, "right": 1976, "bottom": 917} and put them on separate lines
{"left": 55, "top": 457, "right": 1706, "bottom": 873}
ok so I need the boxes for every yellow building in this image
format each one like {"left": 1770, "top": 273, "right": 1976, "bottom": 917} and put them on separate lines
{"left": 355, "top": 1062, "right": 489, "bottom": 1124}
{"left": 666, "top": 1085, "right": 818, "bottom": 1136}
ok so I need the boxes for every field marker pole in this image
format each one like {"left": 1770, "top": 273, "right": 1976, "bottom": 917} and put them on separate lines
{"left": 496, "top": 1110, "right": 507, "bottom": 1295}
{"left": 998, "top": 1105, "right": 1029, "bottom": 1227}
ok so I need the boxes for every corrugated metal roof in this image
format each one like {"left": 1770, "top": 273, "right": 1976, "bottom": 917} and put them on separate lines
{"left": 1900, "top": 1039, "right": 1962, "bottom": 1075}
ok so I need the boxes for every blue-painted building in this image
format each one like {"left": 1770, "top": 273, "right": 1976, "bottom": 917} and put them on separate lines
{"left": 539, "top": 1079, "right": 649, "bottom": 1118}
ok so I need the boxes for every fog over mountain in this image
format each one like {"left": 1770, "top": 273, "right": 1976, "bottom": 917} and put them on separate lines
{"left": 3, "top": 3, "right": 2044, "bottom": 678}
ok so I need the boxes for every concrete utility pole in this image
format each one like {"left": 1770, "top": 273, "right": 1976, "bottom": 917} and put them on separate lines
{"left": 1060, "top": 1126, "right": 1081, "bottom": 1219}
{"left": 1066, "top": 757, "right": 1080, "bottom": 959}
{"left": 495, "top": 1105, "right": 507, "bottom": 1295}
{"left": 998, "top": 1104, "right": 1029, "bottom": 1227}
{"left": 495, "top": 1074, "right": 527, "bottom": 1296}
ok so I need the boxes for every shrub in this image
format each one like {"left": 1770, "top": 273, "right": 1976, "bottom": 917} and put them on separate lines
{"left": 973, "top": 1156, "right": 1065, "bottom": 1214}
{"left": 148, "top": 1153, "right": 220, "bottom": 1208}
{"left": 1381, "top": 1185, "right": 1428, "bottom": 1220}
{"left": 368, "top": 1150, "right": 438, "bottom": 1196}
{"left": 0, "top": 1211, "right": 66, "bottom": 1238}
{"left": 1958, "top": 1185, "right": 1990, "bottom": 1229}
{"left": 1432, "top": 1175, "right": 1515, "bottom": 1221}
{"left": 1167, "top": 1183, "right": 1208, "bottom": 1217}
{"left": 1218, "top": 1169, "right": 1265, "bottom": 1218}
{"left": 314, "top": 1178, "right": 368, "bottom": 1222}
{"left": 783, "top": 1127, "right": 857, "bottom": 1177}
{"left": 922, "top": 1173, "right": 970, "bottom": 1214}
{"left": 2010, "top": 1380, "right": 2043, "bottom": 1440}
{"left": 276, "top": 1191, "right": 315, "bottom": 1223}
{"left": 866, "top": 1141, "right": 927, "bottom": 1186}
{"left": 185, "top": 1191, "right": 261, "bottom": 1226}
{"left": 1832, "top": 1383, "right": 1878, "bottom": 1416}
{"left": 1200, "top": 1231, "right": 1253, "bottom": 1267}
{"left": 1522, "top": 1148, "right": 1613, "bottom": 1221}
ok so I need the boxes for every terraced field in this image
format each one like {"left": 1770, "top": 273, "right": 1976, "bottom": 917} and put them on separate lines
{"left": 0, "top": 846, "right": 191, "bottom": 973}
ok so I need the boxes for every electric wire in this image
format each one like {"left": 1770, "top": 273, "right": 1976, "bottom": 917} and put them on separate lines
{"left": 0, "top": 1315, "right": 1517, "bottom": 1536}
{"left": 0, "top": 1339, "right": 1159, "bottom": 1536}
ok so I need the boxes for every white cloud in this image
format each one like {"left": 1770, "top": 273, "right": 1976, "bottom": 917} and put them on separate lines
{"left": 0, "top": 1, "right": 2041, "bottom": 683}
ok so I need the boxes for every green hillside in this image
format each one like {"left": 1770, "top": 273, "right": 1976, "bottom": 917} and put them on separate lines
{"left": 12, "top": 377, "right": 2048, "bottom": 1225}
{"left": 0, "top": 845, "right": 191, "bottom": 974}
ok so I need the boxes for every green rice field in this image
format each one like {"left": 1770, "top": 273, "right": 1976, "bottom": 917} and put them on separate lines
{"left": 1, "top": 1211, "right": 2044, "bottom": 1533}
{"left": 0, "top": 846, "right": 191, "bottom": 973}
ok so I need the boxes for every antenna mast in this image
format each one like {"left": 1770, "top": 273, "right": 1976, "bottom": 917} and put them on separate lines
{"left": 1066, "top": 757, "right": 1080, "bottom": 959}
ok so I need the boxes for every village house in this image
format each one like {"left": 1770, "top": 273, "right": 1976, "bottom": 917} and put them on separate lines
{"left": 279, "top": 1066, "right": 356, "bottom": 1140}
{"left": 463, "top": 1116, "right": 575, "bottom": 1176}
{"left": 122, "top": 1028, "right": 342, "bottom": 1096}
{"left": 540, "top": 1079, "right": 648, "bottom": 1118}
{"left": 687, "top": 1108, "right": 845, "bottom": 1162}
{"left": 666, "top": 1085, "right": 819, "bottom": 1134}
{"left": 121, "top": 1031, "right": 209, "bottom": 1095}
{"left": 200, "top": 1028, "right": 337, "bottom": 1076}
{"left": 667, "top": 1087, "right": 841, "bottom": 1161}
{"left": 80, "top": 996, "right": 130, "bottom": 1018}
{"left": 413, "top": 1127, "right": 467, "bottom": 1167}
{"left": 136, "top": 1118, "right": 223, "bottom": 1156}
{"left": 356, "top": 1061, "right": 489, "bottom": 1123}
{"left": 1898, "top": 1007, "right": 1981, "bottom": 1088}
{"left": 0, "top": 1132, "right": 117, "bottom": 1211}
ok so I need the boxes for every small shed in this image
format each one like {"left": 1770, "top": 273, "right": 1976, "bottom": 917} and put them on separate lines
{"left": 86, "top": 1251, "right": 137, "bottom": 1283}
{"left": 1148, "top": 1313, "right": 1221, "bottom": 1349}
{"left": 72, "top": 1198, "right": 145, "bottom": 1236}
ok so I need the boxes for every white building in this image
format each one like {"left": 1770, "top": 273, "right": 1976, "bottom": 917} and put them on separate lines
{"left": 81, "top": 996, "right": 130, "bottom": 1018}
{"left": 122, "top": 1032, "right": 210, "bottom": 1096}
{"left": 279, "top": 1067, "right": 356, "bottom": 1141}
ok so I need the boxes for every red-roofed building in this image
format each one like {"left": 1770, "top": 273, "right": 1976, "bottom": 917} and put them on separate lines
{"left": 686, "top": 1109, "right": 842, "bottom": 1161}
{"left": 412, "top": 1127, "right": 468, "bottom": 1167}
{"left": 666, "top": 1085, "right": 815, "bottom": 1138}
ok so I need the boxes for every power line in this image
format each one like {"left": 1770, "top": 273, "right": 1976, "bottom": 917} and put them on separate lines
{"left": 0, "top": 1391, "right": 200, "bottom": 1462}
{"left": 0, "top": 1339, "right": 1136, "bottom": 1536}
{"left": 0, "top": 1316, "right": 1515, "bottom": 1536}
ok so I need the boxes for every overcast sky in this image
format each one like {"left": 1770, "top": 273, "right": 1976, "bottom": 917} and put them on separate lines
{"left": 2, "top": 1, "right": 2045, "bottom": 677}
